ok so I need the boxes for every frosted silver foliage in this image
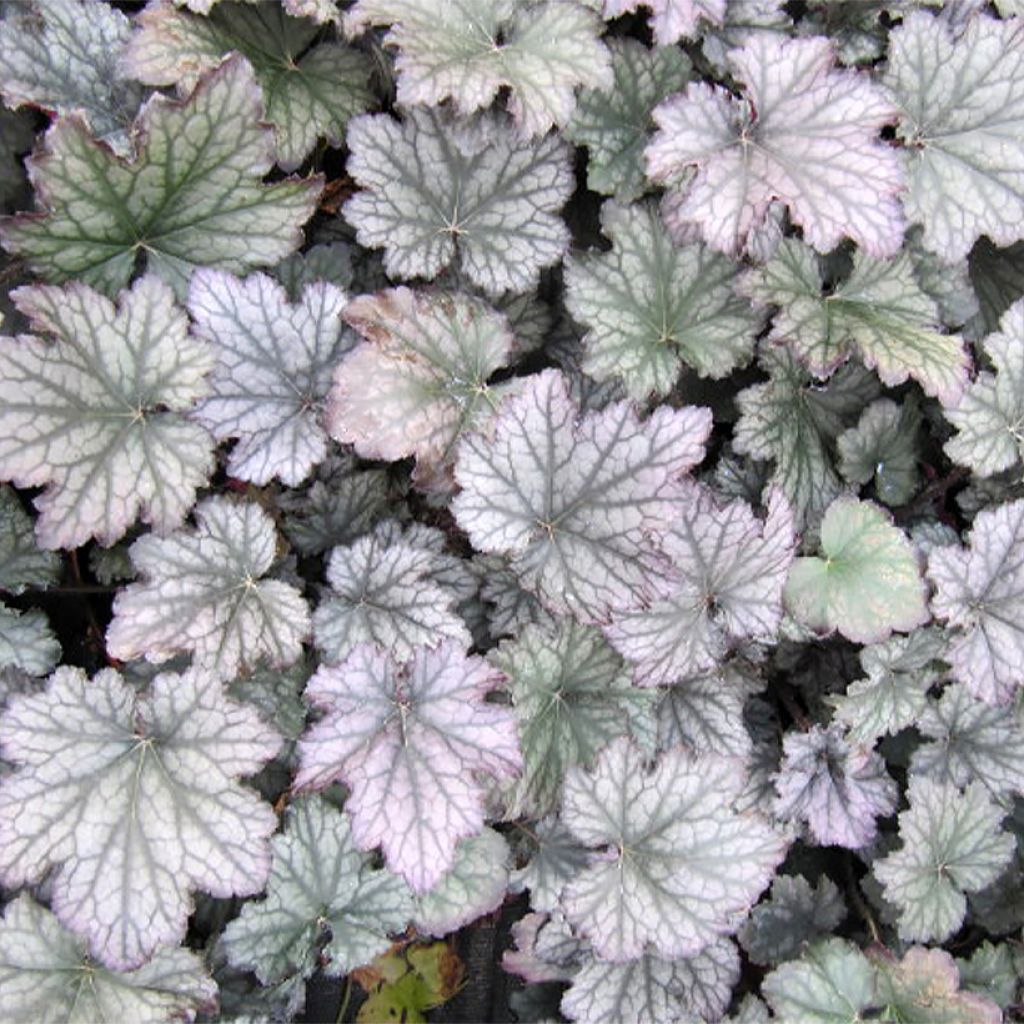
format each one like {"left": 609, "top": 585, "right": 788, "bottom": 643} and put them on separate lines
{"left": 928, "top": 498, "right": 1024, "bottom": 705}
{"left": 222, "top": 796, "right": 412, "bottom": 984}
{"left": 874, "top": 778, "right": 1015, "bottom": 943}
{"left": 885, "top": 12, "right": 1024, "bottom": 262}
{"left": 453, "top": 369, "right": 712, "bottom": 622}
{"left": 565, "top": 200, "right": 761, "bottom": 400}
{"left": 561, "top": 736, "right": 787, "bottom": 962}
{"left": 312, "top": 523, "right": 470, "bottom": 664}
{"left": 328, "top": 287, "right": 516, "bottom": 488}
{"left": 566, "top": 39, "right": 690, "bottom": 203}
{"left": 123, "top": 0, "right": 373, "bottom": 170}
{"left": 0, "top": 895, "right": 217, "bottom": 1024}
{"left": 657, "top": 666, "right": 754, "bottom": 759}
{"left": 740, "top": 239, "right": 969, "bottom": 404}
{"left": 0, "top": 275, "right": 214, "bottom": 549}
{"left": 296, "top": 642, "right": 521, "bottom": 893}
{"left": 602, "top": 0, "right": 726, "bottom": 44}
{"left": 0, "top": 56, "right": 320, "bottom": 299}
{"left": 106, "top": 497, "right": 310, "bottom": 681}
{"left": 0, "top": 605, "right": 59, "bottom": 676}
{"left": 189, "top": 269, "right": 351, "bottom": 486}
{"left": 0, "top": 485, "right": 60, "bottom": 594}
{"left": 342, "top": 109, "right": 572, "bottom": 295}
{"left": 488, "top": 619, "right": 658, "bottom": 817}
{"left": 772, "top": 724, "right": 897, "bottom": 849}
{"left": 836, "top": 398, "right": 921, "bottom": 508}
{"left": 945, "top": 298, "right": 1024, "bottom": 477}
{"left": 0, "top": 0, "right": 144, "bottom": 152}
{"left": 646, "top": 34, "right": 904, "bottom": 258}
{"left": 510, "top": 816, "right": 589, "bottom": 914}
{"left": 0, "top": 666, "right": 281, "bottom": 969}
{"left": 346, "top": 0, "right": 611, "bottom": 138}
{"left": 606, "top": 483, "right": 795, "bottom": 686}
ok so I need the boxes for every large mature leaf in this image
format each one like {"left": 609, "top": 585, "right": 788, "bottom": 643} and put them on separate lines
{"left": 645, "top": 34, "right": 904, "bottom": 257}
{"left": 328, "top": 287, "right": 516, "bottom": 488}
{"left": 312, "top": 522, "right": 471, "bottom": 663}
{"left": 346, "top": 0, "right": 611, "bottom": 138}
{"left": 836, "top": 398, "right": 921, "bottom": 507}
{"left": 740, "top": 239, "right": 968, "bottom": 403}
{"left": 0, "top": 605, "right": 59, "bottom": 676}
{"left": 189, "top": 269, "right": 350, "bottom": 486}
{"left": 296, "top": 642, "right": 521, "bottom": 892}
{"left": 566, "top": 39, "right": 689, "bottom": 203}
{"left": 784, "top": 497, "right": 928, "bottom": 644}
{"left": 884, "top": 12, "right": 1024, "bottom": 262}
{"left": 0, "top": 0, "right": 144, "bottom": 152}
{"left": 928, "top": 498, "right": 1024, "bottom": 705}
{"left": 106, "top": 497, "right": 310, "bottom": 680}
{"left": 0, "top": 56, "right": 320, "bottom": 298}
{"left": 0, "top": 485, "right": 59, "bottom": 594}
{"left": 945, "top": 298, "right": 1024, "bottom": 477}
{"left": 603, "top": 0, "right": 726, "bottom": 43}
{"left": 561, "top": 736, "right": 786, "bottom": 961}
{"left": 565, "top": 200, "right": 760, "bottom": 400}
{"left": 342, "top": 109, "right": 572, "bottom": 295}
{"left": 873, "top": 778, "right": 1015, "bottom": 943}
{"left": 0, "top": 275, "right": 214, "bottom": 549}
{"left": 222, "top": 796, "right": 412, "bottom": 986}
{"left": 489, "top": 619, "right": 657, "bottom": 817}
{"left": 605, "top": 483, "right": 794, "bottom": 685}
{"left": 0, "top": 665, "right": 281, "bottom": 968}
{"left": 123, "top": 0, "right": 373, "bottom": 170}
{"left": 0, "top": 895, "right": 217, "bottom": 1024}
{"left": 452, "top": 369, "right": 711, "bottom": 622}
{"left": 772, "top": 725, "right": 896, "bottom": 849}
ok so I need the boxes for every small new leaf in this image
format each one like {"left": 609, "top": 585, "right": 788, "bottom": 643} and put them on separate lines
{"left": 0, "top": 605, "right": 59, "bottom": 676}
{"left": 602, "top": 0, "right": 726, "bottom": 43}
{"left": 837, "top": 398, "right": 921, "bottom": 507}
{"left": 0, "top": 485, "right": 60, "bottom": 594}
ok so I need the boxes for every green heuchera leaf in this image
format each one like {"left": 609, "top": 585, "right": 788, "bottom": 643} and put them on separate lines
{"left": 123, "top": 0, "right": 373, "bottom": 170}
{"left": 739, "top": 239, "right": 968, "bottom": 403}
{"left": 0, "top": 895, "right": 216, "bottom": 1024}
{"left": 657, "top": 665, "right": 755, "bottom": 759}
{"left": 0, "top": 605, "right": 59, "bottom": 676}
{"left": 836, "top": 397, "right": 921, "bottom": 507}
{"left": 957, "top": 941, "right": 1019, "bottom": 1010}
{"left": 354, "top": 943, "right": 465, "bottom": 1024}
{"left": 0, "top": 55, "right": 320, "bottom": 298}
{"left": 566, "top": 39, "right": 690, "bottom": 202}
{"left": 222, "top": 795, "right": 412, "bottom": 985}
{"left": 0, "top": 485, "right": 60, "bottom": 594}
{"left": 345, "top": 0, "right": 611, "bottom": 138}
{"left": 783, "top": 497, "right": 928, "bottom": 644}
{"left": 489, "top": 619, "right": 658, "bottom": 817}
{"left": 874, "top": 778, "right": 1015, "bottom": 943}
{"left": 509, "top": 817, "right": 589, "bottom": 914}
{"left": 969, "top": 238, "right": 1024, "bottom": 335}
{"left": 565, "top": 200, "right": 761, "bottom": 400}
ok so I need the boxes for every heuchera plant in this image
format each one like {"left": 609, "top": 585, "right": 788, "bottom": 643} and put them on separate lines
{"left": 1, "top": 1, "right": 1024, "bottom": 1022}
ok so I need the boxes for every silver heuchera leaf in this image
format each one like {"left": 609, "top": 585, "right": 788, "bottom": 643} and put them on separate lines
{"left": 602, "top": 0, "right": 726, "bottom": 44}
{"left": 452, "top": 368, "right": 711, "bottom": 622}
{"left": 296, "top": 642, "right": 521, "bottom": 893}
{"left": 0, "top": 485, "right": 60, "bottom": 594}
{"left": 657, "top": 666, "right": 755, "bottom": 759}
{"left": 188, "top": 270, "right": 352, "bottom": 487}
{"left": 646, "top": 34, "right": 904, "bottom": 258}
{"left": 0, "top": 275, "right": 215, "bottom": 549}
{"left": 0, "top": 665, "right": 281, "bottom": 969}
{"left": 561, "top": 736, "right": 787, "bottom": 961}
{"left": 0, "top": 605, "right": 60, "bottom": 676}
{"left": 510, "top": 816, "right": 590, "bottom": 914}
{"left": 0, "top": 895, "right": 217, "bottom": 1024}
{"left": 222, "top": 795, "right": 412, "bottom": 984}
{"left": 106, "top": 497, "right": 311, "bottom": 681}
{"left": 772, "top": 725, "right": 897, "bottom": 849}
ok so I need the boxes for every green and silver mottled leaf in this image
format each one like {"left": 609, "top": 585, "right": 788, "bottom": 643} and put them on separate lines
{"left": 0, "top": 895, "right": 217, "bottom": 1024}
{"left": 740, "top": 239, "right": 968, "bottom": 403}
{"left": 565, "top": 200, "right": 760, "bottom": 400}
{"left": 0, "top": 276, "right": 214, "bottom": 549}
{"left": 222, "top": 795, "right": 412, "bottom": 984}
{"left": 0, "top": 0, "right": 144, "bottom": 153}
{"left": 657, "top": 666, "right": 755, "bottom": 759}
{"left": 885, "top": 12, "right": 1024, "bottom": 262}
{"left": 873, "top": 778, "right": 1015, "bottom": 943}
{"left": 509, "top": 816, "right": 589, "bottom": 914}
{"left": 0, "top": 485, "right": 59, "bottom": 594}
{"left": 123, "top": 0, "right": 373, "bottom": 170}
{"left": 566, "top": 39, "right": 689, "bottom": 202}
{"left": 784, "top": 497, "right": 928, "bottom": 644}
{"left": 328, "top": 287, "right": 515, "bottom": 489}
{"left": 836, "top": 398, "right": 921, "bottom": 507}
{"left": 106, "top": 497, "right": 310, "bottom": 681}
{"left": 489, "top": 619, "right": 657, "bottom": 817}
{"left": 0, "top": 56, "right": 320, "bottom": 298}
{"left": 0, "top": 666, "right": 281, "bottom": 969}
{"left": 957, "top": 942, "right": 1019, "bottom": 1010}
{"left": 189, "top": 269, "right": 352, "bottom": 486}
{"left": 273, "top": 242, "right": 355, "bottom": 301}
{"left": 346, "top": 0, "right": 611, "bottom": 138}
{"left": 453, "top": 369, "right": 711, "bottom": 622}
{"left": 0, "top": 604, "right": 59, "bottom": 676}
{"left": 969, "top": 238, "right": 1024, "bottom": 336}
{"left": 342, "top": 109, "right": 572, "bottom": 295}
{"left": 561, "top": 736, "right": 786, "bottom": 961}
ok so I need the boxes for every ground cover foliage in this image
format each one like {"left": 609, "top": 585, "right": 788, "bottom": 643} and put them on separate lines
{"left": 0, "top": 0, "right": 1023, "bottom": 1021}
